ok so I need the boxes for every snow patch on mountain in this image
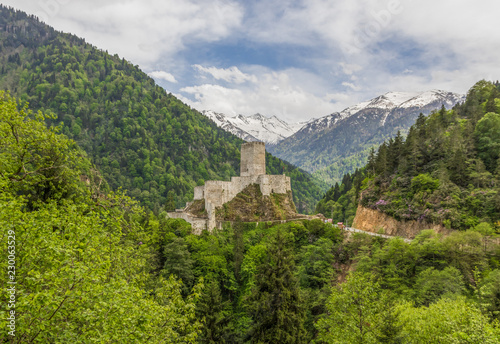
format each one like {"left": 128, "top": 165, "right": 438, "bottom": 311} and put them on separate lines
{"left": 201, "top": 90, "right": 465, "bottom": 146}
{"left": 202, "top": 110, "right": 306, "bottom": 144}
{"left": 399, "top": 90, "right": 465, "bottom": 109}
{"left": 296, "top": 90, "right": 464, "bottom": 135}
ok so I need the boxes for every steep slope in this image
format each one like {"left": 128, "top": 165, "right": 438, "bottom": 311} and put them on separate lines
{"left": 0, "top": 6, "right": 323, "bottom": 213}
{"left": 202, "top": 110, "right": 305, "bottom": 144}
{"left": 318, "top": 80, "right": 500, "bottom": 231}
{"left": 268, "top": 90, "right": 464, "bottom": 185}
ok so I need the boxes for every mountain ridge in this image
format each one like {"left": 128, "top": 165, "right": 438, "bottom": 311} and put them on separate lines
{"left": 267, "top": 89, "right": 465, "bottom": 185}
{"left": 202, "top": 110, "right": 307, "bottom": 144}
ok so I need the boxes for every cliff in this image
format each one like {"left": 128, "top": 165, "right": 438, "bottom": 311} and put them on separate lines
{"left": 352, "top": 205, "right": 451, "bottom": 239}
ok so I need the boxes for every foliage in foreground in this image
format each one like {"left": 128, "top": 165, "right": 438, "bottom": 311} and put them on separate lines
{"left": 0, "top": 91, "right": 201, "bottom": 343}
{"left": 317, "top": 273, "right": 500, "bottom": 344}
{"left": 2, "top": 89, "right": 500, "bottom": 343}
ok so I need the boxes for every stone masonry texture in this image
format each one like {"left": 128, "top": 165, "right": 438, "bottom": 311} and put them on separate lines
{"left": 168, "top": 142, "right": 292, "bottom": 233}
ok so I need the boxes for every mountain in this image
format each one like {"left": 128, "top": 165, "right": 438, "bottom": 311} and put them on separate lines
{"left": 268, "top": 90, "right": 465, "bottom": 185}
{"left": 202, "top": 110, "right": 305, "bottom": 144}
{"left": 317, "top": 80, "right": 500, "bottom": 231}
{"left": 0, "top": 6, "right": 324, "bottom": 213}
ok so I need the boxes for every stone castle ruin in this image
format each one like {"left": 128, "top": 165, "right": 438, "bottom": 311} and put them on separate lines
{"left": 168, "top": 142, "right": 293, "bottom": 233}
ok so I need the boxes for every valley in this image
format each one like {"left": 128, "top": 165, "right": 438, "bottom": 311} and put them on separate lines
{"left": 1, "top": 4, "right": 499, "bottom": 344}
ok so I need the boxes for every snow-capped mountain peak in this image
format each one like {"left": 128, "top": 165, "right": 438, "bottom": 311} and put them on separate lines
{"left": 399, "top": 90, "right": 465, "bottom": 109}
{"left": 201, "top": 110, "right": 304, "bottom": 144}
{"left": 267, "top": 89, "right": 465, "bottom": 178}
{"left": 289, "top": 89, "right": 464, "bottom": 141}
{"left": 201, "top": 90, "right": 465, "bottom": 146}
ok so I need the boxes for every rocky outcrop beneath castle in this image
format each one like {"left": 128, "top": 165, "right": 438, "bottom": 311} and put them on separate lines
{"left": 352, "top": 205, "right": 451, "bottom": 239}
{"left": 215, "top": 184, "right": 299, "bottom": 222}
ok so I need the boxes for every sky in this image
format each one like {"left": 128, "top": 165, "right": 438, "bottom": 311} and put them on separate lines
{"left": 4, "top": 0, "right": 500, "bottom": 122}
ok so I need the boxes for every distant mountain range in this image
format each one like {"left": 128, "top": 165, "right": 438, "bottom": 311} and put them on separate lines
{"left": 270, "top": 90, "right": 465, "bottom": 184}
{"left": 202, "top": 90, "right": 465, "bottom": 185}
{"left": 201, "top": 110, "right": 308, "bottom": 144}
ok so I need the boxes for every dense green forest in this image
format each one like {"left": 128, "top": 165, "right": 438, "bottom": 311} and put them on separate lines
{"left": 317, "top": 80, "right": 500, "bottom": 232}
{"left": 361, "top": 80, "right": 500, "bottom": 230}
{"left": 315, "top": 168, "right": 365, "bottom": 225}
{"left": 2, "top": 87, "right": 500, "bottom": 343}
{"left": 2, "top": 5, "right": 500, "bottom": 343}
{"left": 0, "top": 6, "right": 324, "bottom": 214}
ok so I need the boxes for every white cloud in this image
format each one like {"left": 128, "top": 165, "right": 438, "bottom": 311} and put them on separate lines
{"left": 5, "top": 0, "right": 243, "bottom": 67}
{"left": 342, "top": 82, "right": 361, "bottom": 91}
{"left": 339, "top": 62, "right": 363, "bottom": 76}
{"left": 237, "top": 0, "right": 500, "bottom": 98}
{"left": 180, "top": 68, "right": 335, "bottom": 122}
{"left": 5, "top": 0, "right": 500, "bottom": 121}
{"left": 148, "top": 71, "right": 177, "bottom": 83}
{"left": 193, "top": 65, "right": 257, "bottom": 84}
{"left": 180, "top": 84, "right": 246, "bottom": 116}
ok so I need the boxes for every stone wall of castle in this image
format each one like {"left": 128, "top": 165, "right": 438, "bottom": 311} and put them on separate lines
{"left": 168, "top": 142, "right": 292, "bottom": 232}
{"left": 194, "top": 174, "right": 291, "bottom": 209}
{"left": 167, "top": 211, "right": 208, "bottom": 235}
{"left": 240, "top": 141, "right": 266, "bottom": 177}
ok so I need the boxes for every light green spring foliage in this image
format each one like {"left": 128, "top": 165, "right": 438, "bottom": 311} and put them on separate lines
{"left": 397, "top": 297, "right": 500, "bottom": 344}
{"left": 0, "top": 90, "right": 84, "bottom": 206}
{"left": 476, "top": 269, "right": 500, "bottom": 322}
{"left": 413, "top": 266, "right": 466, "bottom": 306}
{"left": 316, "top": 270, "right": 500, "bottom": 344}
{"left": 316, "top": 273, "right": 382, "bottom": 344}
{"left": 0, "top": 92, "right": 201, "bottom": 343}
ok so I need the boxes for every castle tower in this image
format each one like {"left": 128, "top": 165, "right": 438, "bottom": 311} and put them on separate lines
{"left": 240, "top": 142, "right": 266, "bottom": 177}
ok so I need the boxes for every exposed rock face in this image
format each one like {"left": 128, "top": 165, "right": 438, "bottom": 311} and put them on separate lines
{"left": 215, "top": 184, "right": 298, "bottom": 222}
{"left": 352, "top": 205, "right": 451, "bottom": 239}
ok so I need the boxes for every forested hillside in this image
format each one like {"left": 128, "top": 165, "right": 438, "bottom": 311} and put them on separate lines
{"left": 0, "top": 6, "right": 323, "bottom": 213}
{"left": 315, "top": 168, "right": 365, "bottom": 225}
{"left": 2, "top": 86, "right": 500, "bottom": 343}
{"left": 269, "top": 91, "right": 463, "bottom": 186}
{"left": 0, "top": 92, "right": 202, "bottom": 342}
{"left": 317, "top": 80, "right": 500, "bottom": 231}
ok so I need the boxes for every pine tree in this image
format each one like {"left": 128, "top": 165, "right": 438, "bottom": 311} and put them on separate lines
{"left": 367, "top": 147, "right": 376, "bottom": 175}
{"left": 196, "top": 279, "right": 231, "bottom": 343}
{"left": 165, "top": 190, "right": 176, "bottom": 211}
{"left": 415, "top": 113, "right": 427, "bottom": 136}
{"left": 403, "top": 127, "right": 422, "bottom": 176}
{"left": 375, "top": 142, "right": 389, "bottom": 176}
{"left": 162, "top": 237, "right": 194, "bottom": 294}
{"left": 246, "top": 228, "right": 306, "bottom": 343}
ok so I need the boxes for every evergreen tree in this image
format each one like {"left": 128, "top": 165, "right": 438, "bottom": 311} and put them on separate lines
{"left": 246, "top": 228, "right": 306, "bottom": 343}
{"left": 375, "top": 142, "right": 389, "bottom": 176}
{"left": 162, "top": 237, "right": 194, "bottom": 294}
{"left": 367, "top": 147, "right": 376, "bottom": 175}
{"left": 165, "top": 190, "right": 176, "bottom": 211}
{"left": 196, "top": 279, "right": 232, "bottom": 343}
